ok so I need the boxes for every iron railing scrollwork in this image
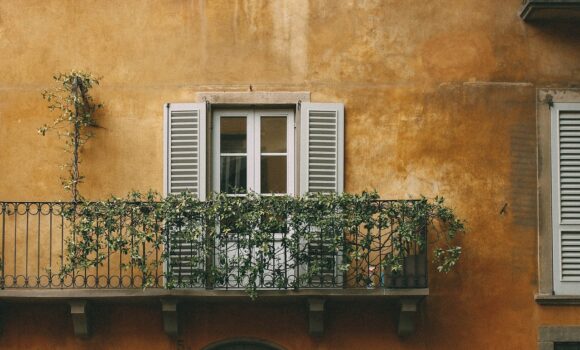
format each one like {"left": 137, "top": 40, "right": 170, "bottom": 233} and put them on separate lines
{"left": 0, "top": 201, "right": 427, "bottom": 290}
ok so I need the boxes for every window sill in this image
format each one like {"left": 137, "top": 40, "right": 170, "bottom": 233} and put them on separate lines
{"left": 535, "top": 294, "right": 580, "bottom": 305}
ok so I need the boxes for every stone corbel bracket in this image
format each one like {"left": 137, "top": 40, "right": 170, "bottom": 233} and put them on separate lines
{"left": 306, "top": 297, "right": 423, "bottom": 338}
{"left": 308, "top": 298, "right": 325, "bottom": 337}
{"left": 69, "top": 300, "right": 90, "bottom": 338}
{"left": 398, "top": 298, "right": 421, "bottom": 337}
{"left": 161, "top": 298, "right": 180, "bottom": 337}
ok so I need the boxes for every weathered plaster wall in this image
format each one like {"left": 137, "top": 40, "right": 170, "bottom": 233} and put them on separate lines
{"left": 1, "top": 0, "right": 580, "bottom": 349}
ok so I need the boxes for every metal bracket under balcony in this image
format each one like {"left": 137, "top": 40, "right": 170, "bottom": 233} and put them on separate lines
{"left": 520, "top": 0, "right": 580, "bottom": 21}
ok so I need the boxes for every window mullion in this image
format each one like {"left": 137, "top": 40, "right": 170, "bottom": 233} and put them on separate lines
{"left": 212, "top": 114, "right": 221, "bottom": 193}
{"left": 248, "top": 110, "right": 257, "bottom": 193}
{"left": 287, "top": 110, "right": 295, "bottom": 196}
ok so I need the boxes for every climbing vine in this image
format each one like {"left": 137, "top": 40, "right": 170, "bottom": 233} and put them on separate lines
{"left": 39, "top": 71, "right": 102, "bottom": 202}
{"left": 61, "top": 191, "right": 465, "bottom": 298}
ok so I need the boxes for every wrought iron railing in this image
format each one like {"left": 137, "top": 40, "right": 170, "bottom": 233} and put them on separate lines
{"left": 0, "top": 201, "right": 427, "bottom": 290}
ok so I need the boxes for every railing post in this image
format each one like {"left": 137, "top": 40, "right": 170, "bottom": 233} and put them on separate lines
{"left": 423, "top": 218, "right": 428, "bottom": 288}
{"left": 71, "top": 202, "right": 77, "bottom": 287}
{"left": 164, "top": 224, "right": 171, "bottom": 288}
{"left": 341, "top": 228, "right": 346, "bottom": 289}
{"left": 205, "top": 214, "right": 215, "bottom": 290}
{"left": 154, "top": 213, "right": 159, "bottom": 288}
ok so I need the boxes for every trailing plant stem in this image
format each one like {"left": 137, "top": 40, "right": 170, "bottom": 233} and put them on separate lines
{"left": 39, "top": 71, "right": 102, "bottom": 201}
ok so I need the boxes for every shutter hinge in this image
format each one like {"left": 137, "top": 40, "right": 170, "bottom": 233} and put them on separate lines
{"left": 296, "top": 100, "right": 301, "bottom": 129}
{"left": 545, "top": 94, "right": 554, "bottom": 108}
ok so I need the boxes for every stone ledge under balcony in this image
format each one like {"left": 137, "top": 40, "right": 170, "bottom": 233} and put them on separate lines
{"left": 0, "top": 287, "right": 428, "bottom": 302}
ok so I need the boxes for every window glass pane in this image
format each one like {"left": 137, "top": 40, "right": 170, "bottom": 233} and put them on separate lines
{"left": 221, "top": 117, "right": 246, "bottom": 153}
{"left": 261, "top": 156, "right": 286, "bottom": 193}
{"left": 556, "top": 343, "right": 580, "bottom": 350}
{"left": 261, "top": 117, "right": 286, "bottom": 153}
{"left": 220, "top": 156, "right": 247, "bottom": 193}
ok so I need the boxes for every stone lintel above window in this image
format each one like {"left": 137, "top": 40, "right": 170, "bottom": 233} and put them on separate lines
{"left": 196, "top": 91, "right": 310, "bottom": 105}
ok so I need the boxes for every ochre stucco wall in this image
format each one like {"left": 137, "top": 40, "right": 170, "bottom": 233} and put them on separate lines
{"left": 1, "top": 0, "right": 580, "bottom": 349}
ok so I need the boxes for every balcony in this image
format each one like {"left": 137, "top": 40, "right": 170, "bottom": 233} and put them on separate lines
{"left": 0, "top": 199, "right": 428, "bottom": 336}
{"left": 520, "top": 0, "right": 580, "bottom": 21}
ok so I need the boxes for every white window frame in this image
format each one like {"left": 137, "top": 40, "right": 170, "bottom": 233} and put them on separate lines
{"left": 212, "top": 108, "right": 295, "bottom": 196}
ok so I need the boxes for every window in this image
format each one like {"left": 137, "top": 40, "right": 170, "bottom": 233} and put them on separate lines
{"left": 163, "top": 100, "right": 344, "bottom": 198}
{"left": 556, "top": 343, "right": 580, "bottom": 350}
{"left": 162, "top": 97, "right": 344, "bottom": 286}
{"left": 539, "top": 326, "right": 580, "bottom": 350}
{"left": 537, "top": 89, "right": 580, "bottom": 301}
{"left": 212, "top": 108, "right": 295, "bottom": 195}
{"left": 211, "top": 108, "right": 295, "bottom": 287}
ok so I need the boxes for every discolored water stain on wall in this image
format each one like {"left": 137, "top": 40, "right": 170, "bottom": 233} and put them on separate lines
{"left": 269, "top": 0, "right": 308, "bottom": 80}
{"left": 421, "top": 31, "right": 497, "bottom": 82}
{"left": 510, "top": 120, "right": 537, "bottom": 228}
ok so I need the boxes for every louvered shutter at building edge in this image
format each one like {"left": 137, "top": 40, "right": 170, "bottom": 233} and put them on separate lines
{"left": 553, "top": 103, "right": 580, "bottom": 294}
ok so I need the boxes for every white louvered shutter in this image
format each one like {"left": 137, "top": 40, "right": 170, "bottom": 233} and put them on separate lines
{"left": 164, "top": 103, "right": 206, "bottom": 198}
{"left": 164, "top": 103, "right": 207, "bottom": 287}
{"left": 552, "top": 103, "right": 580, "bottom": 294}
{"left": 300, "top": 103, "right": 344, "bottom": 287}
{"left": 300, "top": 103, "right": 344, "bottom": 195}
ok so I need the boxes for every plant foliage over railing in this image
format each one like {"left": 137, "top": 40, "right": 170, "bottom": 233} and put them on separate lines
{"left": 61, "top": 191, "right": 464, "bottom": 298}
